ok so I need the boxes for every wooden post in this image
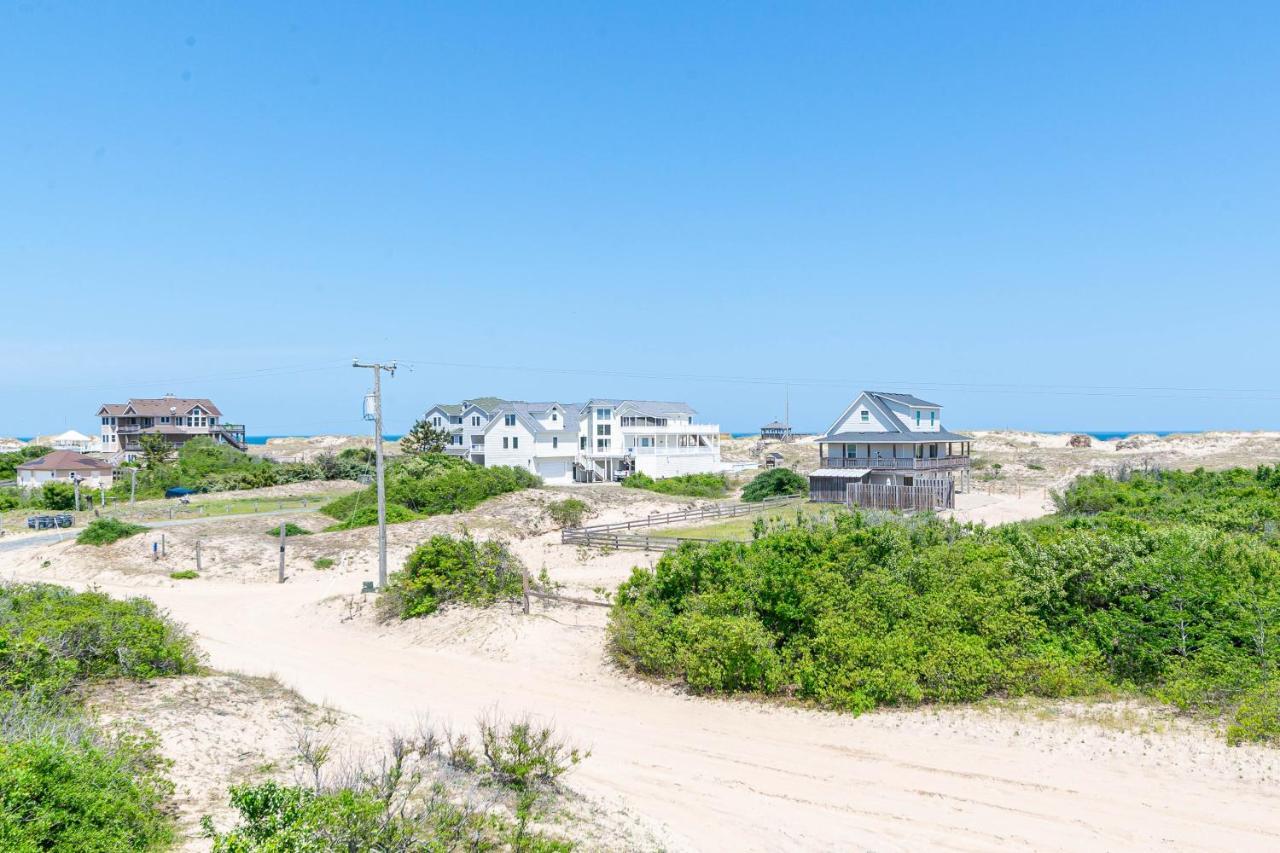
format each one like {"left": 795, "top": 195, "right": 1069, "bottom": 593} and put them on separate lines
{"left": 130, "top": 467, "right": 137, "bottom": 504}
{"left": 161, "top": 533, "right": 166, "bottom": 557}
{"left": 521, "top": 562, "right": 530, "bottom": 614}
{"left": 195, "top": 540, "right": 202, "bottom": 571}
{"left": 278, "top": 522, "right": 286, "bottom": 583}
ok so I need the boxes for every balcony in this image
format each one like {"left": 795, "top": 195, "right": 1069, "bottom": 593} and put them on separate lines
{"left": 618, "top": 422, "right": 721, "bottom": 436}
{"left": 819, "top": 455, "right": 969, "bottom": 471}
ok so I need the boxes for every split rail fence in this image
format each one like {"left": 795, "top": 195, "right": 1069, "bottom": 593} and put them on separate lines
{"left": 560, "top": 494, "right": 802, "bottom": 550}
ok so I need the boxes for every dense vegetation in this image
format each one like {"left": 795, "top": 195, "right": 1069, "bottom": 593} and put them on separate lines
{"left": 622, "top": 472, "right": 730, "bottom": 498}
{"left": 110, "top": 439, "right": 373, "bottom": 501}
{"left": 77, "top": 517, "right": 148, "bottom": 546}
{"left": 610, "top": 466, "right": 1280, "bottom": 743}
{"left": 0, "top": 446, "right": 52, "bottom": 481}
{"left": 740, "top": 468, "right": 807, "bottom": 502}
{"left": 322, "top": 454, "right": 540, "bottom": 530}
{"left": 379, "top": 534, "right": 525, "bottom": 619}
{"left": 0, "top": 583, "right": 201, "bottom": 850}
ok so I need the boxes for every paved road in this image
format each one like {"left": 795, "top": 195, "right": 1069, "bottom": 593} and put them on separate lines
{"left": 0, "top": 506, "right": 321, "bottom": 553}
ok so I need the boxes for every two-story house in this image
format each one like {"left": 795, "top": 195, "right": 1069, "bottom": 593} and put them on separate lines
{"left": 429, "top": 396, "right": 724, "bottom": 484}
{"left": 97, "top": 395, "right": 246, "bottom": 462}
{"left": 419, "top": 397, "right": 506, "bottom": 464}
{"left": 808, "top": 391, "right": 971, "bottom": 503}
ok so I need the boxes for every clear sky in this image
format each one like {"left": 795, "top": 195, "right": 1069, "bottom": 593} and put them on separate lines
{"left": 3, "top": 2, "right": 1278, "bottom": 436}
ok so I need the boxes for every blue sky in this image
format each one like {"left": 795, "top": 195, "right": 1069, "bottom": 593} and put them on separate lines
{"left": 2, "top": 2, "right": 1278, "bottom": 435}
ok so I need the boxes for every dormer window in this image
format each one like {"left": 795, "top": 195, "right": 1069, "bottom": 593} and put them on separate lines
{"left": 504, "top": 414, "right": 516, "bottom": 427}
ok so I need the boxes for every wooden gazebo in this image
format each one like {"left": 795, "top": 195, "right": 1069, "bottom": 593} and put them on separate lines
{"left": 760, "top": 421, "right": 792, "bottom": 442}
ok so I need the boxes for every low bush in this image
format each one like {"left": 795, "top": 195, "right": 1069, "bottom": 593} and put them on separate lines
{"left": 312, "top": 557, "right": 335, "bottom": 570}
{"left": 37, "top": 481, "right": 77, "bottom": 511}
{"left": 546, "top": 497, "right": 589, "bottom": 528}
{"left": 478, "top": 713, "right": 589, "bottom": 791}
{"left": 0, "top": 728, "right": 175, "bottom": 852}
{"left": 205, "top": 718, "right": 579, "bottom": 852}
{"left": 322, "top": 454, "right": 541, "bottom": 529}
{"left": 740, "top": 468, "right": 807, "bottom": 502}
{"left": 0, "top": 583, "right": 200, "bottom": 850}
{"left": 622, "top": 472, "right": 729, "bottom": 498}
{"left": 77, "top": 518, "right": 147, "bottom": 546}
{"left": 379, "top": 534, "right": 525, "bottom": 619}
{"left": 1227, "top": 682, "right": 1280, "bottom": 745}
{"left": 0, "top": 583, "right": 201, "bottom": 697}
{"left": 266, "top": 522, "right": 311, "bottom": 537}
{"left": 169, "top": 570, "right": 199, "bottom": 580}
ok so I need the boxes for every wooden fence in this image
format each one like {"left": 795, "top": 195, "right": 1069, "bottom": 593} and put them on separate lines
{"left": 846, "top": 479, "right": 954, "bottom": 511}
{"left": 560, "top": 494, "right": 800, "bottom": 541}
{"left": 560, "top": 529, "right": 723, "bottom": 551}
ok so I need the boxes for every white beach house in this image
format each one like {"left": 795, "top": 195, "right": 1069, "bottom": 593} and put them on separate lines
{"left": 808, "top": 391, "right": 972, "bottom": 503}
{"left": 423, "top": 397, "right": 724, "bottom": 484}
{"left": 16, "top": 450, "right": 115, "bottom": 490}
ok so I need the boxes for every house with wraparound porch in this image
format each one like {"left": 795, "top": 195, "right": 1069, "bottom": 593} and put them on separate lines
{"left": 808, "top": 391, "right": 972, "bottom": 506}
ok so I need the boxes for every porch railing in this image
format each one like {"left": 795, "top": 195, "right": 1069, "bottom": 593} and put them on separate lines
{"left": 819, "top": 455, "right": 969, "bottom": 471}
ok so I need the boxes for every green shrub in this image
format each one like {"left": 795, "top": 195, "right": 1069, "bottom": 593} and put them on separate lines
{"left": 77, "top": 518, "right": 147, "bottom": 546}
{"left": 622, "top": 472, "right": 729, "bottom": 498}
{"left": 266, "top": 522, "right": 311, "bottom": 537}
{"left": 608, "top": 485, "right": 1280, "bottom": 737}
{"left": 312, "top": 557, "right": 335, "bottom": 570}
{"left": 477, "top": 713, "right": 588, "bottom": 791}
{"left": 1227, "top": 681, "right": 1280, "bottom": 745}
{"left": 321, "top": 455, "right": 541, "bottom": 529}
{"left": 0, "top": 489, "right": 22, "bottom": 512}
{"left": 169, "top": 570, "right": 199, "bottom": 580}
{"left": 0, "top": 583, "right": 202, "bottom": 698}
{"left": 0, "top": 731, "right": 175, "bottom": 851}
{"left": 546, "top": 498, "right": 589, "bottom": 528}
{"left": 740, "top": 468, "right": 807, "bottom": 502}
{"left": 37, "top": 481, "right": 77, "bottom": 510}
{"left": 380, "top": 534, "right": 524, "bottom": 619}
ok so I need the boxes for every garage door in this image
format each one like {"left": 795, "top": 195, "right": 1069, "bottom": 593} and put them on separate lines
{"left": 537, "top": 459, "right": 570, "bottom": 484}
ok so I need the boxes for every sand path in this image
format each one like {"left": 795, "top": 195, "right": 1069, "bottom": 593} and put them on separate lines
{"left": 8, "top": 563, "right": 1278, "bottom": 852}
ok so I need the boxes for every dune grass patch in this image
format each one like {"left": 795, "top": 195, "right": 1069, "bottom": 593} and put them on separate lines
{"left": 76, "top": 517, "right": 147, "bottom": 546}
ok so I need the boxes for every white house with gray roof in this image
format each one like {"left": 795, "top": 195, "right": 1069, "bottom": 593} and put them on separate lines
{"left": 809, "top": 391, "right": 971, "bottom": 502}
{"left": 427, "top": 396, "right": 723, "bottom": 484}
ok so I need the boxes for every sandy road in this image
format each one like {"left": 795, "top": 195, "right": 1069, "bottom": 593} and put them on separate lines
{"left": 11, "top": 564, "right": 1277, "bottom": 853}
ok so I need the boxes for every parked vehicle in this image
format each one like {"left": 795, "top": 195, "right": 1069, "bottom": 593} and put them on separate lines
{"left": 25, "top": 514, "right": 74, "bottom": 530}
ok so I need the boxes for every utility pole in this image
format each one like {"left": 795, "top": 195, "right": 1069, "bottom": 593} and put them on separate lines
{"left": 353, "top": 358, "right": 397, "bottom": 588}
{"left": 278, "top": 522, "right": 286, "bottom": 584}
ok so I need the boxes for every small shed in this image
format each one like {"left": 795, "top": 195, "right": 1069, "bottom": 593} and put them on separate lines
{"left": 763, "top": 452, "right": 785, "bottom": 469}
{"left": 760, "top": 421, "right": 792, "bottom": 442}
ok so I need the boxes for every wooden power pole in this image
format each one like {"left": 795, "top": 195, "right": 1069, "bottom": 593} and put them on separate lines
{"left": 353, "top": 358, "right": 396, "bottom": 589}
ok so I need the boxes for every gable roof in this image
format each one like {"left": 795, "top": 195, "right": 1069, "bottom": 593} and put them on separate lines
{"left": 462, "top": 397, "right": 506, "bottom": 413}
{"left": 761, "top": 421, "right": 789, "bottom": 430}
{"left": 822, "top": 391, "right": 965, "bottom": 441}
{"left": 609, "top": 400, "right": 697, "bottom": 417}
{"left": 484, "top": 401, "right": 581, "bottom": 439}
{"left": 871, "top": 391, "right": 941, "bottom": 408}
{"left": 98, "top": 397, "right": 222, "bottom": 417}
{"left": 17, "top": 450, "right": 112, "bottom": 471}
{"left": 821, "top": 428, "right": 972, "bottom": 443}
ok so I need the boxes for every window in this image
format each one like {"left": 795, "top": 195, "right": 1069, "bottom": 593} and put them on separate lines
{"left": 432, "top": 416, "right": 441, "bottom": 427}
{"left": 551, "top": 412, "right": 558, "bottom": 422}
{"left": 930, "top": 411, "right": 936, "bottom": 426}
{"left": 596, "top": 425, "right": 611, "bottom": 436}
{"left": 915, "top": 410, "right": 921, "bottom": 426}
{"left": 552, "top": 437, "right": 558, "bottom": 449}
{"left": 452, "top": 434, "right": 462, "bottom": 445}
{"left": 595, "top": 407, "right": 612, "bottom": 419}
{"left": 503, "top": 437, "right": 509, "bottom": 449}
{"left": 580, "top": 436, "right": 587, "bottom": 450}
{"left": 101, "top": 417, "right": 108, "bottom": 425}
{"left": 638, "top": 436, "right": 652, "bottom": 447}
{"left": 512, "top": 437, "right": 519, "bottom": 449}
{"left": 860, "top": 410, "right": 869, "bottom": 423}
{"left": 504, "top": 414, "right": 516, "bottom": 427}
{"left": 451, "top": 416, "right": 462, "bottom": 425}
{"left": 472, "top": 416, "right": 481, "bottom": 426}
{"left": 596, "top": 438, "right": 610, "bottom": 450}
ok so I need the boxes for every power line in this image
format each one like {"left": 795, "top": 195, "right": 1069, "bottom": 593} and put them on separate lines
{"left": 2, "top": 361, "right": 350, "bottom": 395}
{"left": 393, "top": 358, "right": 1280, "bottom": 402}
